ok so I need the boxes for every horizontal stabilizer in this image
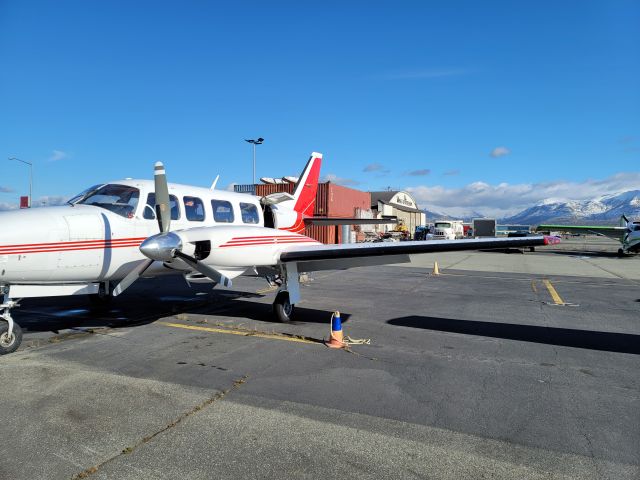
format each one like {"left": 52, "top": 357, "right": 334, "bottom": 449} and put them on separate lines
{"left": 261, "top": 192, "right": 295, "bottom": 205}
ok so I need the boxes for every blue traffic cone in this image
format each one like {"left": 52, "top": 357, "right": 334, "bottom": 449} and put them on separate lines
{"left": 326, "top": 311, "right": 345, "bottom": 349}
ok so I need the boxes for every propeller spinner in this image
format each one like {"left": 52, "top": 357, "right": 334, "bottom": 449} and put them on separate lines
{"left": 112, "top": 162, "right": 232, "bottom": 297}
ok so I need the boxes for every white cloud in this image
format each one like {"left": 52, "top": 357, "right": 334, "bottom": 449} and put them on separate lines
{"left": 0, "top": 186, "right": 14, "bottom": 193}
{"left": 490, "top": 146, "right": 511, "bottom": 158}
{"left": 0, "top": 202, "right": 17, "bottom": 211}
{"left": 321, "top": 174, "right": 361, "bottom": 186}
{"left": 406, "top": 172, "right": 640, "bottom": 218}
{"left": 48, "top": 150, "right": 68, "bottom": 162}
{"left": 0, "top": 195, "right": 69, "bottom": 211}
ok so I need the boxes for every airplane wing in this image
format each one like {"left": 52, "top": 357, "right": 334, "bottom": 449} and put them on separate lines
{"left": 536, "top": 225, "right": 625, "bottom": 240}
{"left": 279, "top": 236, "right": 556, "bottom": 272}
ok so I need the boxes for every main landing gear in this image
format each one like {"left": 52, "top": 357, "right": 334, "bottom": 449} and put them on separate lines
{"left": 270, "top": 263, "right": 301, "bottom": 323}
{"left": 273, "top": 291, "right": 294, "bottom": 323}
{"left": 0, "top": 296, "right": 22, "bottom": 355}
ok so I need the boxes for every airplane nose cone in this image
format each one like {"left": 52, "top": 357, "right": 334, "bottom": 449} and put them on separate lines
{"left": 140, "top": 232, "right": 182, "bottom": 262}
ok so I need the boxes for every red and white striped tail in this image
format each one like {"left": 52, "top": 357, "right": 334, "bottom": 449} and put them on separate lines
{"left": 291, "top": 152, "right": 322, "bottom": 217}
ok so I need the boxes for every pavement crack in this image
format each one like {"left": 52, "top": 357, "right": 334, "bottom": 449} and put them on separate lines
{"left": 71, "top": 374, "right": 249, "bottom": 479}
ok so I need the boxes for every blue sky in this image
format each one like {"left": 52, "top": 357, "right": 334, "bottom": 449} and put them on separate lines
{"left": 1, "top": 0, "right": 638, "bottom": 215}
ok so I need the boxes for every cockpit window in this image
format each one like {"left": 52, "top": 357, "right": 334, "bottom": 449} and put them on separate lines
{"left": 67, "top": 184, "right": 105, "bottom": 205}
{"left": 78, "top": 184, "right": 140, "bottom": 218}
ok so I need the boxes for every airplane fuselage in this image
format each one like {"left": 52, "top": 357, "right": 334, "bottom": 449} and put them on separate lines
{"left": 0, "top": 179, "right": 311, "bottom": 288}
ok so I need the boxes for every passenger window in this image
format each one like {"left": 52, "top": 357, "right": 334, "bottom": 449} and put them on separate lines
{"left": 144, "top": 193, "right": 180, "bottom": 220}
{"left": 240, "top": 202, "right": 260, "bottom": 224}
{"left": 184, "top": 196, "right": 205, "bottom": 222}
{"left": 211, "top": 199, "right": 235, "bottom": 223}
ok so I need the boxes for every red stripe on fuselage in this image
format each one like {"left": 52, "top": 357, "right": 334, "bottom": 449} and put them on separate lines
{"left": 0, "top": 243, "right": 143, "bottom": 255}
{"left": 0, "top": 238, "right": 145, "bottom": 255}
{"left": 219, "top": 240, "right": 317, "bottom": 248}
{"left": 0, "top": 237, "right": 147, "bottom": 249}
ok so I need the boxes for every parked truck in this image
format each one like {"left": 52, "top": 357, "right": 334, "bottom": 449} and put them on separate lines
{"left": 433, "top": 220, "right": 464, "bottom": 240}
{"left": 472, "top": 218, "right": 497, "bottom": 238}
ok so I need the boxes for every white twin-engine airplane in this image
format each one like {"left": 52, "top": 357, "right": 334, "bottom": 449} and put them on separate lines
{"left": 0, "top": 152, "right": 557, "bottom": 354}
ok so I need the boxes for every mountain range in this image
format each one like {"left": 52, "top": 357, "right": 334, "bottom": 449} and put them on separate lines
{"left": 423, "top": 190, "right": 640, "bottom": 225}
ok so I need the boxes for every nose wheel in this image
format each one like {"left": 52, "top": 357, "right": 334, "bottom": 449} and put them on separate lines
{"left": 1, "top": 298, "right": 22, "bottom": 355}
{"left": 0, "top": 322, "right": 22, "bottom": 355}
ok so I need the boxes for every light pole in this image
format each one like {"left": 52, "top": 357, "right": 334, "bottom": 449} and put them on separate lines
{"left": 8, "top": 157, "right": 32, "bottom": 208}
{"left": 244, "top": 137, "right": 264, "bottom": 186}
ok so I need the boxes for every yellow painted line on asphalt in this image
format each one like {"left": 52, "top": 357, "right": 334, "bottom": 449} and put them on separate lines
{"left": 542, "top": 279, "right": 565, "bottom": 305}
{"left": 531, "top": 280, "right": 538, "bottom": 293}
{"left": 157, "top": 321, "right": 322, "bottom": 345}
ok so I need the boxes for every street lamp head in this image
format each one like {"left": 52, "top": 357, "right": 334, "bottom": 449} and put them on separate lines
{"left": 8, "top": 157, "right": 32, "bottom": 166}
{"left": 244, "top": 138, "right": 264, "bottom": 145}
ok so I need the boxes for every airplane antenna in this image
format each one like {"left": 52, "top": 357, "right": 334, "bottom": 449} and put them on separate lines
{"left": 210, "top": 175, "right": 220, "bottom": 190}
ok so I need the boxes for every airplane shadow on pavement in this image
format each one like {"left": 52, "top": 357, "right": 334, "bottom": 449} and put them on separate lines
{"left": 387, "top": 316, "right": 640, "bottom": 355}
{"left": 15, "top": 286, "right": 345, "bottom": 334}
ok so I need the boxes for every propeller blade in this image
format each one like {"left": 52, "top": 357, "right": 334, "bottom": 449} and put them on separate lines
{"left": 154, "top": 162, "right": 171, "bottom": 233}
{"left": 173, "top": 250, "right": 232, "bottom": 288}
{"left": 112, "top": 258, "right": 154, "bottom": 296}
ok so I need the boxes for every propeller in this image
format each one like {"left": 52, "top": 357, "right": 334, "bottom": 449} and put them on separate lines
{"left": 154, "top": 162, "right": 171, "bottom": 233}
{"left": 173, "top": 250, "right": 232, "bottom": 287}
{"left": 112, "top": 162, "right": 231, "bottom": 297}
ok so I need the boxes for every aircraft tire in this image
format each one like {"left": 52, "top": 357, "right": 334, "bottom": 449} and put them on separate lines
{"left": 273, "top": 291, "right": 294, "bottom": 323}
{"left": 0, "top": 322, "right": 22, "bottom": 355}
{"left": 617, "top": 248, "right": 625, "bottom": 257}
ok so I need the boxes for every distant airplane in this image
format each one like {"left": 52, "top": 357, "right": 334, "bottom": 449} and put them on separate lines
{"left": 536, "top": 215, "right": 640, "bottom": 256}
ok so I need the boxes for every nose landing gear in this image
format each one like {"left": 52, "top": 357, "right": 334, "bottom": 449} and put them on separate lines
{"left": 0, "top": 297, "right": 22, "bottom": 355}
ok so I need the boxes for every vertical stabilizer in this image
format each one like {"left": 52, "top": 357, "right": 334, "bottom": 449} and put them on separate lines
{"left": 291, "top": 152, "right": 322, "bottom": 217}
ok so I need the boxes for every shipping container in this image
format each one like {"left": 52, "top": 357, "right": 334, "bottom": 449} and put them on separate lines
{"left": 326, "top": 183, "right": 370, "bottom": 217}
{"left": 304, "top": 223, "right": 338, "bottom": 244}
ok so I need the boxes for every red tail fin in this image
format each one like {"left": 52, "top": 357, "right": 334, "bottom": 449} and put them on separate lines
{"left": 292, "top": 152, "right": 322, "bottom": 217}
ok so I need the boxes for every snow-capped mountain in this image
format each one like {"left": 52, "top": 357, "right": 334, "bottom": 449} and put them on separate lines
{"left": 421, "top": 190, "right": 640, "bottom": 225}
{"left": 502, "top": 190, "right": 640, "bottom": 225}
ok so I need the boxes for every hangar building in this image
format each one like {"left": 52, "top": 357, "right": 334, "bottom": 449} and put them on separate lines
{"left": 370, "top": 191, "right": 426, "bottom": 235}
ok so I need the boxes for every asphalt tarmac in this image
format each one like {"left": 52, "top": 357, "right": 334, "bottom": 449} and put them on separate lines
{"left": 0, "top": 239, "right": 638, "bottom": 479}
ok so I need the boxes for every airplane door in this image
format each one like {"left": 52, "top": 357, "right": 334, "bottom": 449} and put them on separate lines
{"left": 263, "top": 205, "right": 275, "bottom": 228}
{"left": 58, "top": 214, "right": 104, "bottom": 273}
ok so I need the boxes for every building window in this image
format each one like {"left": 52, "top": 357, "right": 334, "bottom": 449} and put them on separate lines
{"left": 211, "top": 199, "right": 235, "bottom": 223}
{"left": 144, "top": 193, "right": 180, "bottom": 220}
{"left": 184, "top": 196, "right": 205, "bottom": 222}
{"left": 240, "top": 202, "right": 260, "bottom": 224}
